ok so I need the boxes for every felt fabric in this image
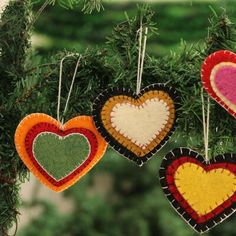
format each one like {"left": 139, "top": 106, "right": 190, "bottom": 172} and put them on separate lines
{"left": 214, "top": 63, "right": 236, "bottom": 105}
{"left": 33, "top": 133, "right": 90, "bottom": 181}
{"left": 175, "top": 163, "right": 235, "bottom": 216}
{"left": 201, "top": 50, "right": 236, "bottom": 118}
{"left": 110, "top": 98, "right": 170, "bottom": 148}
{"left": 93, "top": 83, "right": 179, "bottom": 166}
{"left": 15, "top": 113, "right": 108, "bottom": 192}
{"left": 25, "top": 123, "right": 98, "bottom": 188}
{"left": 159, "top": 147, "right": 236, "bottom": 233}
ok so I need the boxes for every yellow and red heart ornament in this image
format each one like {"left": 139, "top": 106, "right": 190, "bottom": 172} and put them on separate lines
{"left": 159, "top": 148, "right": 236, "bottom": 233}
{"left": 15, "top": 113, "right": 107, "bottom": 192}
{"left": 93, "top": 84, "right": 178, "bottom": 166}
{"left": 202, "top": 50, "right": 236, "bottom": 118}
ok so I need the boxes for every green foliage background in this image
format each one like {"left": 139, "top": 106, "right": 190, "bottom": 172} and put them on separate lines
{"left": 33, "top": 1, "right": 236, "bottom": 56}
{"left": 1, "top": 1, "right": 236, "bottom": 235}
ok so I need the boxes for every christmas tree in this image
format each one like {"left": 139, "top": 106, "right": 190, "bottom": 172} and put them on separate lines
{"left": 0, "top": 0, "right": 236, "bottom": 235}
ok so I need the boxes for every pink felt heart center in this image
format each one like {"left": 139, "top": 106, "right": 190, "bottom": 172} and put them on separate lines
{"left": 214, "top": 64, "right": 236, "bottom": 104}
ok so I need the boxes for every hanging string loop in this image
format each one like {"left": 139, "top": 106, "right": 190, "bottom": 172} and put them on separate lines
{"left": 136, "top": 18, "right": 148, "bottom": 95}
{"left": 201, "top": 88, "right": 211, "bottom": 161}
{"left": 57, "top": 53, "right": 82, "bottom": 124}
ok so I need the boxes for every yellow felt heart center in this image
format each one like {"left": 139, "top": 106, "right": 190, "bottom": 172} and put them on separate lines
{"left": 175, "top": 163, "right": 236, "bottom": 216}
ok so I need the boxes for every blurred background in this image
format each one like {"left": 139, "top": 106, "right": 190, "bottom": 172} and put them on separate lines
{"left": 3, "top": 0, "right": 236, "bottom": 235}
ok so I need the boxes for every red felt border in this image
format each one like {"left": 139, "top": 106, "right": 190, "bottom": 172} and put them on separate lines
{"left": 25, "top": 122, "right": 98, "bottom": 187}
{"left": 166, "top": 156, "right": 236, "bottom": 224}
{"left": 201, "top": 50, "right": 236, "bottom": 118}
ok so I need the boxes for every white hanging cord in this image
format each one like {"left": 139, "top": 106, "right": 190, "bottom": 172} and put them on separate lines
{"left": 136, "top": 19, "right": 148, "bottom": 95}
{"left": 62, "top": 55, "right": 82, "bottom": 123}
{"left": 206, "top": 95, "right": 210, "bottom": 160}
{"left": 201, "top": 88, "right": 211, "bottom": 161}
{"left": 136, "top": 26, "right": 142, "bottom": 95}
{"left": 57, "top": 54, "right": 81, "bottom": 123}
{"left": 201, "top": 90, "right": 207, "bottom": 158}
{"left": 136, "top": 29, "right": 142, "bottom": 95}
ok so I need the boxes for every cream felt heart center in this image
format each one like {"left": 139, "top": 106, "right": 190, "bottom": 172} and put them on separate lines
{"left": 110, "top": 98, "right": 170, "bottom": 148}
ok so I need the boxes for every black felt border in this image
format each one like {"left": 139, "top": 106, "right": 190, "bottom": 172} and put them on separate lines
{"left": 159, "top": 147, "right": 236, "bottom": 233}
{"left": 92, "top": 83, "right": 179, "bottom": 166}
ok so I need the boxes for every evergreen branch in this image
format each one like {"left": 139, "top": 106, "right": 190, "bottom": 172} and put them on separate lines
{"left": 1, "top": 3, "right": 236, "bottom": 235}
{"left": 28, "top": 0, "right": 53, "bottom": 31}
{"left": 0, "top": 1, "right": 31, "bottom": 234}
{"left": 82, "top": 0, "right": 104, "bottom": 14}
{"left": 24, "top": 62, "right": 56, "bottom": 74}
{"left": 106, "top": 6, "right": 236, "bottom": 157}
{"left": 33, "top": 0, "right": 103, "bottom": 12}
{"left": 205, "top": 9, "right": 236, "bottom": 54}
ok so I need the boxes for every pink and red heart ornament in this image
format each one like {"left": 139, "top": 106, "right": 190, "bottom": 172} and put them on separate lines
{"left": 201, "top": 50, "right": 236, "bottom": 118}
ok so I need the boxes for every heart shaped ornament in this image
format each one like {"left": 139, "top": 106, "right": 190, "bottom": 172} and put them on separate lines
{"left": 159, "top": 147, "right": 236, "bottom": 233}
{"left": 15, "top": 113, "right": 107, "bottom": 192}
{"left": 202, "top": 50, "right": 236, "bottom": 118}
{"left": 93, "top": 84, "right": 178, "bottom": 166}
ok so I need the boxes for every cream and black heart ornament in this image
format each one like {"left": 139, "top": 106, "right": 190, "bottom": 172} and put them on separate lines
{"left": 92, "top": 83, "right": 178, "bottom": 165}
{"left": 92, "top": 25, "right": 178, "bottom": 166}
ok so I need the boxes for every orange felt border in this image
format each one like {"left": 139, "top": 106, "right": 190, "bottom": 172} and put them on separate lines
{"left": 15, "top": 113, "right": 107, "bottom": 192}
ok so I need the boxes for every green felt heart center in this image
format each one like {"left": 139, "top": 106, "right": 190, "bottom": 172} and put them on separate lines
{"left": 33, "top": 132, "right": 90, "bottom": 181}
